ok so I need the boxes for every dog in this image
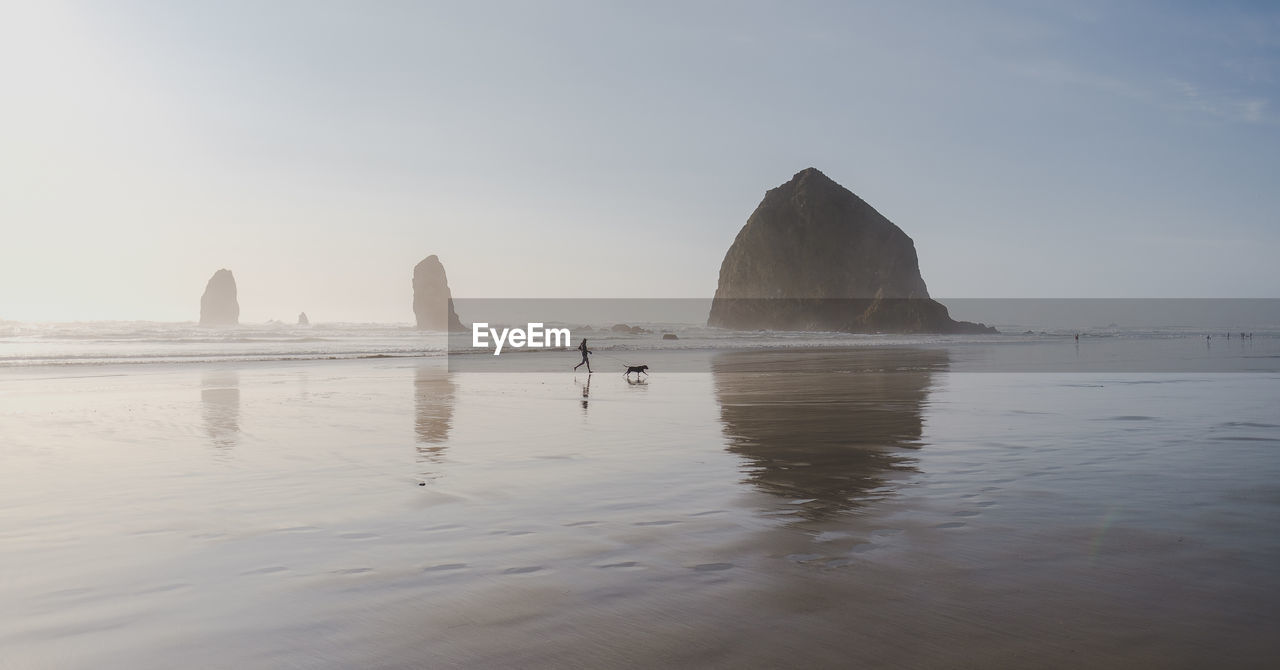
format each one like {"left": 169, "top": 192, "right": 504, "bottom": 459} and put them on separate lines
{"left": 623, "top": 364, "right": 649, "bottom": 379}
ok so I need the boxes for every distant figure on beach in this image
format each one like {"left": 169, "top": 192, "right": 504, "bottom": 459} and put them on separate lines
{"left": 574, "top": 338, "right": 592, "bottom": 373}
{"left": 1074, "top": 333, "right": 1079, "bottom": 341}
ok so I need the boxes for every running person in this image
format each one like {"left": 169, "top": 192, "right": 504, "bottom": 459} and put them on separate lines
{"left": 573, "top": 338, "right": 592, "bottom": 373}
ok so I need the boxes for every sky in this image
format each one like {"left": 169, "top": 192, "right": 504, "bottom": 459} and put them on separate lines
{"left": 1, "top": 0, "right": 1277, "bottom": 323}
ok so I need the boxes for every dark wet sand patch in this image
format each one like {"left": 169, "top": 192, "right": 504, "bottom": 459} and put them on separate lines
{"left": 240, "top": 566, "right": 288, "bottom": 576}
{"left": 420, "top": 524, "right": 465, "bottom": 532}
{"left": 422, "top": 563, "right": 468, "bottom": 572}
{"left": 1217, "top": 421, "right": 1280, "bottom": 429}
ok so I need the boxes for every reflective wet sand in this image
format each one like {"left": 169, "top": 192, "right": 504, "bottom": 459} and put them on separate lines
{"left": 1, "top": 349, "right": 1277, "bottom": 668}
{"left": 714, "top": 348, "right": 948, "bottom": 519}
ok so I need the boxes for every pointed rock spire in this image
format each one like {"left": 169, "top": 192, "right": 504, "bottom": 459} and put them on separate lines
{"left": 708, "top": 169, "right": 994, "bottom": 333}
{"left": 200, "top": 269, "right": 239, "bottom": 326}
{"left": 413, "top": 255, "right": 466, "bottom": 331}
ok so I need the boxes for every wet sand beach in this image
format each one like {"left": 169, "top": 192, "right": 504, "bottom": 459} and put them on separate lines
{"left": 2, "top": 345, "right": 1278, "bottom": 668}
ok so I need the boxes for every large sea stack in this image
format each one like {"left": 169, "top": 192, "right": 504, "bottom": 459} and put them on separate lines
{"left": 708, "top": 168, "right": 994, "bottom": 334}
{"left": 413, "top": 255, "right": 466, "bottom": 331}
{"left": 199, "top": 269, "right": 239, "bottom": 326}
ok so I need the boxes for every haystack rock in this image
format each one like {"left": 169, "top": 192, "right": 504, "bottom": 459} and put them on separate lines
{"left": 297, "top": 312, "right": 309, "bottom": 326}
{"left": 413, "top": 255, "right": 466, "bottom": 331}
{"left": 708, "top": 168, "right": 995, "bottom": 334}
{"left": 199, "top": 269, "right": 239, "bottom": 326}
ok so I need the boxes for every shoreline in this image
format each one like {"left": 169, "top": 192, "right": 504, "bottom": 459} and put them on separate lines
{"left": 4, "top": 329, "right": 1278, "bottom": 376}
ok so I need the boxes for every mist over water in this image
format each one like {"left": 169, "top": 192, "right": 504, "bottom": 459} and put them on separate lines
{"left": 0, "top": 322, "right": 447, "bottom": 366}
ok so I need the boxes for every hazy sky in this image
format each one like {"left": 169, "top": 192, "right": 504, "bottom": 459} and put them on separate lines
{"left": 2, "top": 0, "right": 1278, "bottom": 322}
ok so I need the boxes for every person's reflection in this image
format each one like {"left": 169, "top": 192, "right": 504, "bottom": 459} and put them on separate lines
{"left": 578, "top": 374, "right": 591, "bottom": 413}
{"left": 414, "top": 365, "right": 456, "bottom": 467}
{"left": 712, "top": 348, "right": 947, "bottom": 520}
{"left": 201, "top": 370, "right": 240, "bottom": 450}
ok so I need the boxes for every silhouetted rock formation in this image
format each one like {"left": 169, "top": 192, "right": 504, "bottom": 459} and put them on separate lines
{"left": 413, "top": 255, "right": 466, "bottom": 331}
{"left": 199, "top": 269, "right": 239, "bottom": 326}
{"left": 708, "top": 168, "right": 994, "bottom": 334}
{"left": 297, "top": 312, "right": 309, "bottom": 326}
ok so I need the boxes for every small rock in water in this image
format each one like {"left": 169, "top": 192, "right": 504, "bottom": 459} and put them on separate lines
{"left": 418, "top": 482, "right": 426, "bottom": 486}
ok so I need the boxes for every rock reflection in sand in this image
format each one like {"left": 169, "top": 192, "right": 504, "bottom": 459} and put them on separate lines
{"left": 413, "top": 364, "right": 456, "bottom": 465}
{"left": 201, "top": 370, "right": 240, "bottom": 450}
{"left": 712, "top": 348, "right": 947, "bottom": 519}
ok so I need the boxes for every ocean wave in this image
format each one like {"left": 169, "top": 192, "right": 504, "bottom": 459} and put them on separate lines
{"left": 0, "top": 350, "right": 445, "bottom": 368}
